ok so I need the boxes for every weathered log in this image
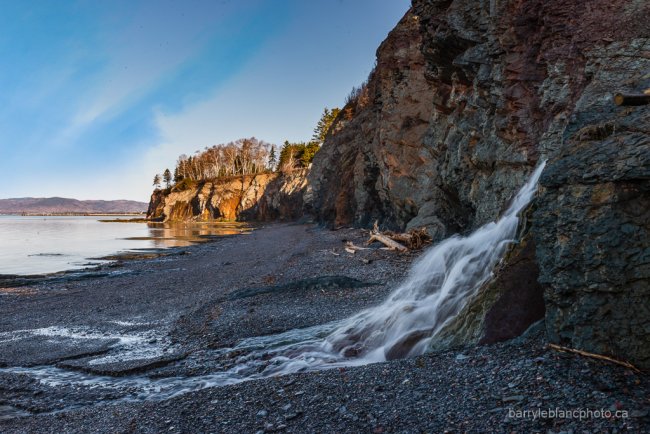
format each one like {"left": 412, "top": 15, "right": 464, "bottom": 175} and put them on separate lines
{"left": 367, "top": 233, "right": 408, "bottom": 252}
{"left": 388, "top": 228, "right": 432, "bottom": 250}
{"left": 367, "top": 220, "right": 430, "bottom": 251}
{"left": 614, "top": 93, "right": 650, "bottom": 106}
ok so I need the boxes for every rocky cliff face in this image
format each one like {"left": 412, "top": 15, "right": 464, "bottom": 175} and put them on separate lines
{"left": 310, "top": 0, "right": 648, "bottom": 237}
{"left": 534, "top": 104, "right": 650, "bottom": 368}
{"left": 147, "top": 171, "right": 307, "bottom": 222}
{"left": 308, "top": 0, "right": 649, "bottom": 366}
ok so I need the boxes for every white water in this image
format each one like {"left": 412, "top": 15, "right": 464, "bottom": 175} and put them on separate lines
{"left": 1, "top": 162, "right": 546, "bottom": 407}
{"left": 233, "top": 160, "right": 547, "bottom": 376}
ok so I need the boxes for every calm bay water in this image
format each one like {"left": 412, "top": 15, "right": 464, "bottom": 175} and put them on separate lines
{"left": 0, "top": 215, "right": 249, "bottom": 275}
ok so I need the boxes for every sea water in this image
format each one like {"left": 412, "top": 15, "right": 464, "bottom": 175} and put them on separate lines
{"left": 0, "top": 215, "right": 249, "bottom": 275}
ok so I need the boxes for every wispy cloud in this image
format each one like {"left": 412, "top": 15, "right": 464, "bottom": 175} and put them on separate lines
{"left": 0, "top": 0, "right": 410, "bottom": 201}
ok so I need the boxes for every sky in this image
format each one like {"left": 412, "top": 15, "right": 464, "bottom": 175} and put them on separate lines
{"left": 0, "top": 0, "right": 410, "bottom": 202}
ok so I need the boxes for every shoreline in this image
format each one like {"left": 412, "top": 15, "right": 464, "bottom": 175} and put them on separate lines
{"left": 0, "top": 236, "right": 243, "bottom": 289}
{"left": 0, "top": 223, "right": 647, "bottom": 432}
{"left": 0, "top": 219, "right": 254, "bottom": 284}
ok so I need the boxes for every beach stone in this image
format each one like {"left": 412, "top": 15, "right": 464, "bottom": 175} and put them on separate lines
{"left": 502, "top": 395, "right": 525, "bottom": 403}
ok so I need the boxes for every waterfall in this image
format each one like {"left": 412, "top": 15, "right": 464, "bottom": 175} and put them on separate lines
{"left": 228, "top": 160, "right": 547, "bottom": 377}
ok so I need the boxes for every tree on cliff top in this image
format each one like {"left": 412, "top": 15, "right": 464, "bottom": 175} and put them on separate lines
{"left": 312, "top": 107, "right": 341, "bottom": 144}
{"left": 152, "top": 174, "right": 162, "bottom": 189}
{"left": 161, "top": 106, "right": 338, "bottom": 183}
{"left": 170, "top": 138, "right": 272, "bottom": 183}
{"left": 268, "top": 145, "right": 277, "bottom": 171}
{"left": 163, "top": 169, "right": 172, "bottom": 188}
{"left": 278, "top": 140, "right": 319, "bottom": 173}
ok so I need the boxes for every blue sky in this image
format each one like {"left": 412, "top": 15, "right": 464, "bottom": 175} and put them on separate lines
{"left": 0, "top": 0, "right": 410, "bottom": 201}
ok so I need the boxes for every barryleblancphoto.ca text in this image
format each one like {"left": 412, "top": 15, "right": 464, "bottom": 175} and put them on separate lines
{"left": 508, "top": 407, "right": 629, "bottom": 421}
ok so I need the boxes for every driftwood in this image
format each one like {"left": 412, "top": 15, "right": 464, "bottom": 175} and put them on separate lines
{"left": 345, "top": 241, "right": 371, "bottom": 254}
{"left": 614, "top": 90, "right": 650, "bottom": 106}
{"left": 366, "top": 221, "right": 431, "bottom": 252}
{"left": 547, "top": 343, "right": 641, "bottom": 373}
{"left": 368, "top": 232, "right": 408, "bottom": 252}
{"left": 368, "top": 222, "right": 431, "bottom": 252}
{"left": 345, "top": 241, "right": 370, "bottom": 251}
{"left": 386, "top": 227, "right": 432, "bottom": 250}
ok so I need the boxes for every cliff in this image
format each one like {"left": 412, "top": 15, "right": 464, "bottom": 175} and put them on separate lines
{"left": 309, "top": 0, "right": 648, "bottom": 237}
{"left": 145, "top": 0, "right": 649, "bottom": 367}
{"left": 307, "top": 1, "right": 649, "bottom": 367}
{"left": 147, "top": 171, "right": 307, "bottom": 222}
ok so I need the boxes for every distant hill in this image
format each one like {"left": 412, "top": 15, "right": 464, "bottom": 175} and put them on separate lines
{"left": 0, "top": 197, "right": 148, "bottom": 215}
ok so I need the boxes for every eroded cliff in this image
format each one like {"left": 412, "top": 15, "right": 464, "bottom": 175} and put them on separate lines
{"left": 310, "top": 0, "right": 648, "bottom": 236}
{"left": 307, "top": 0, "right": 649, "bottom": 366}
{"left": 147, "top": 171, "right": 307, "bottom": 222}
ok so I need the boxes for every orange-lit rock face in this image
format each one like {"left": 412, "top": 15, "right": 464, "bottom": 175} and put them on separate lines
{"left": 147, "top": 171, "right": 307, "bottom": 222}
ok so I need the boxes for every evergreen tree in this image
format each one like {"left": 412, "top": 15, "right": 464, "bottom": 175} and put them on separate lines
{"left": 278, "top": 140, "right": 299, "bottom": 172}
{"left": 312, "top": 107, "right": 341, "bottom": 144}
{"left": 300, "top": 142, "right": 320, "bottom": 167}
{"left": 268, "top": 145, "right": 277, "bottom": 171}
{"left": 278, "top": 140, "right": 320, "bottom": 172}
{"left": 163, "top": 168, "right": 172, "bottom": 188}
{"left": 152, "top": 174, "right": 162, "bottom": 189}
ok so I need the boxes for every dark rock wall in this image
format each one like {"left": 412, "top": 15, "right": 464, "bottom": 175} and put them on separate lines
{"left": 308, "top": 0, "right": 650, "bottom": 366}
{"left": 430, "top": 231, "right": 546, "bottom": 350}
{"left": 535, "top": 103, "right": 650, "bottom": 367}
{"left": 309, "top": 0, "right": 648, "bottom": 238}
{"left": 308, "top": 11, "right": 437, "bottom": 231}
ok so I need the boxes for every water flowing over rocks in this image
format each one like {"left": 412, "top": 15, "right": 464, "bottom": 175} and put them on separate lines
{"left": 306, "top": 0, "right": 650, "bottom": 367}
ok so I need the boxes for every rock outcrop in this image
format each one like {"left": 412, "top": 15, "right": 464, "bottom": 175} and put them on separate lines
{"left": 310, "top": 0, "right": 648, "bottom": 238}
{"left": 431, "top": 231, "right": 546, "bottom": 350}
{"left": 147, "top": 171, "right": 307, "bottom": 222}
{"left": 307, "top": 0, "right": 649, "bottom": 366}
{"left": 534, "top": 103, "right": 650, "bottom": 368}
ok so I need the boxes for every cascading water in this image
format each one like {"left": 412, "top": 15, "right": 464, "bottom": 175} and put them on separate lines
{"left": 324, "top": 160, "right": 548, "bottom": 363}
{"left": 0, "top": 161, "right": 546, "bottom": 409}
{"left": 238, "top": 160, "right": 547, "bottom": 376}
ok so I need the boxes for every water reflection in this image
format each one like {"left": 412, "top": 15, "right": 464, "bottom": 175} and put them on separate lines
{"left": 0, "top": 216, "right": 254, "bottom": 275}
{"left": 140, "top": 221, "right": 253, "bottom": 248}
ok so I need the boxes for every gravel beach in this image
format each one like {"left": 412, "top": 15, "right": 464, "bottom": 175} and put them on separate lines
{"left": 1, "top": 223, "right": 648, "bottom": 433}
